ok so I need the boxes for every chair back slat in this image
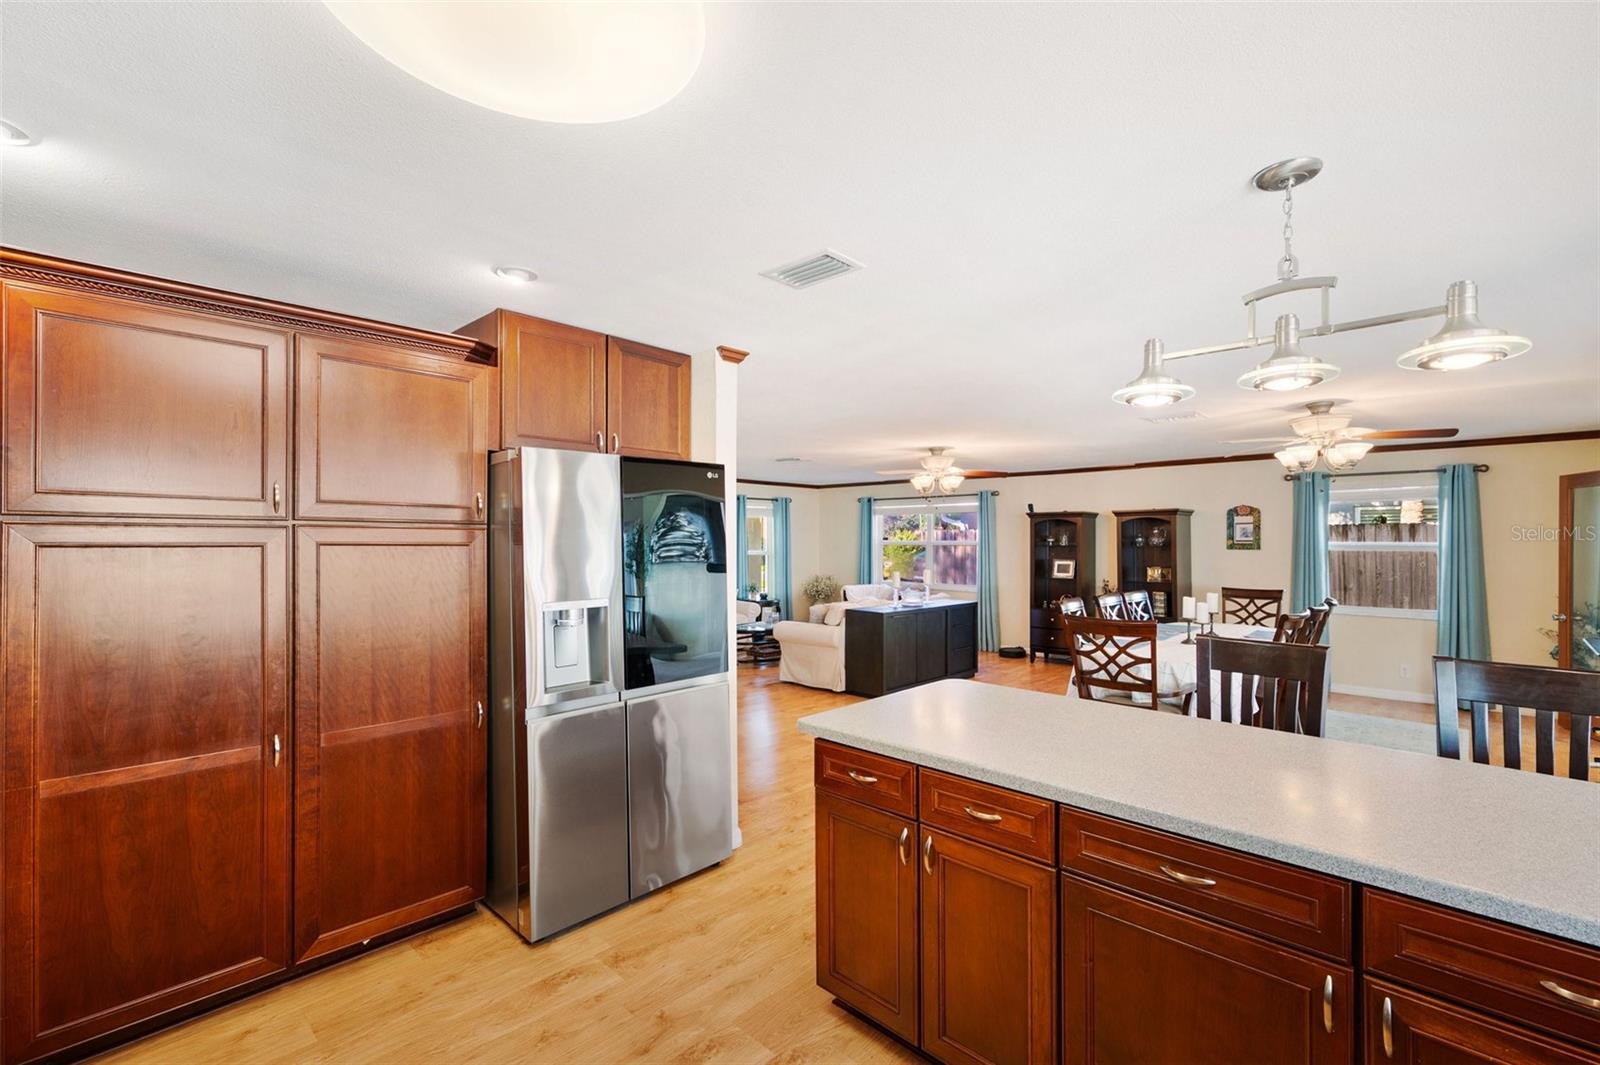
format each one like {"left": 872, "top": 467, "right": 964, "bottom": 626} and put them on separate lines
{"left": 1065, "top": 617, "right": 1158, "bottom": 704}
{"left": 1432, "top": 656, "right": 1600, "bottom": 779}
{"left": 1096, "top": 593, "right": 1127, "bottom": 620}
{"left": 1220, "top": 587, "right": 1284, "bottom": 626}
{"left": 1194, "top": 636, "right": 1329, "bottom": 736}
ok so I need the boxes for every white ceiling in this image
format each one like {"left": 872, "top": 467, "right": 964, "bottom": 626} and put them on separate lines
{"left": 2, "top": 2, "right": 1596, "bottom": 485}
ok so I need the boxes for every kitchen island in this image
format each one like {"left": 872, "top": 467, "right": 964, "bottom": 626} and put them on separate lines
{"left": 799, "top": 679, "right": 1600, "bottom": 1064}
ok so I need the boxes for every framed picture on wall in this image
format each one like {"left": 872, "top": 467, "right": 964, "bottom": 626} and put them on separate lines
{"left": 1052, "top": 559, "right": 1076, "bottom": 579}
{"left": 1227, "top": 505, "right": 1261, "bottom": 550}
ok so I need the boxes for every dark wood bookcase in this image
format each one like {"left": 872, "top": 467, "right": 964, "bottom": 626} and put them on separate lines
{"left": 1027, "top": 509, "right": 1097, "bottom": 662}
{"left": 1113, "top": 508, "right": 1192, "bottom": 622}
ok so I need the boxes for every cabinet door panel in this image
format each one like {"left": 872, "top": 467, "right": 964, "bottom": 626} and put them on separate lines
{"left": 293, "top": 526, "right": 486, "bottom": 962}
{"left": 500, "top": 314, "right": 607, "bottom": 451}
{"left": 915, "top": 609, "right": 946, "bottom": 683}
{"left": 606, "top": 336, "right": 689, "bottom": 460}
{"left": 3, "top": 284, "right": 289, "bottom": 517}
{"left": 296, "top": 337, "right": 492, "bottom": 522}
{"left": 1063, "top": 876, "right": 1353, "bottom": 1065}
{"left": 2, "top": 524, "right": 290, "bottom": 1063}
{"left": 815, "top": 792, "right": 918, "bottom": 1043}
{"left": 922, "top": 829, "right": 1056, "bottom": 1065}
{"left": 1364, "top": 978, "right": 1600, "bottom": 1064}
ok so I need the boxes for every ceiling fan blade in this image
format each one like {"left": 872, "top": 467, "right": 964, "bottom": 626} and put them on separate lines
{"left": 1353, "top": 428, "right": 1460, "bottom": 440}
{"left": 1223, "top": 437, "right": 1297, "bottom": 445}
{"left": 958, "top": 469, "right": 1006, "bottom": 479}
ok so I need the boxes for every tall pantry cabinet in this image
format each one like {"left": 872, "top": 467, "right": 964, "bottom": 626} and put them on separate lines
{"left": 0, "top": 250, "right": 495, "bottom": 1063}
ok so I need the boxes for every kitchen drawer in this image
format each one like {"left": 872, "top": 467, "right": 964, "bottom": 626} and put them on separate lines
{"left": 1364, "top": 978, "right": 1600, "bottom": 1064}
{"left": 814, "top": 741, "right": 916, "bottom": 817}
{"left": 1365, "top": 890, "right": 1600, "bottom": 1049}
{"left": 920, "top": 769, "right": 1055, "bottom": 864}
{"left": 1060, "top": 807, "right": 1351, "bottom": 961}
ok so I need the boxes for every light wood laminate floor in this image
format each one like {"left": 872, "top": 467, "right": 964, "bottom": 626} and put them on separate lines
{"left": 94, "top": 656, "right": 1486, "bottom": 1064}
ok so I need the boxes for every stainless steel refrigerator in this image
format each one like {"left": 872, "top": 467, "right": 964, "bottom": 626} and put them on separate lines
{"left": 487, "top": 447, "right": 732, "bottom": 943}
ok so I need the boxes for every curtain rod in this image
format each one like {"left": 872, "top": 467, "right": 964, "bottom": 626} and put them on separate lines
{"left": 1281, "top": 464, "right": 1488, "bottom": 482}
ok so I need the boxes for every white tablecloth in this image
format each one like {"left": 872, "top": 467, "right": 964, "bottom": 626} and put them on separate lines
{"left": 1083, "top": 622, "right": 1274, "bottom": 710}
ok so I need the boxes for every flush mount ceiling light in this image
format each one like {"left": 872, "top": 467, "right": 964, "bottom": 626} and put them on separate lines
{"left": 0, "top": 120, "right": 34, "bottom": 147}
{"left": 493, "top": 265, "right": 538, "bottom": 284}
{"left": 1113, "top": 157, "right": 1532, "bottom": 408}
{"left": 324, "top": 1, "right": 704, "bottom": 124}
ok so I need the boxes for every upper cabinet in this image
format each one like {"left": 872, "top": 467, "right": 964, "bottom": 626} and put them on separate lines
{"left": 457, "top": 310, "right": 691, "bottom": 460}
{"left": 295, "top": 335, "right": 494, "bottom": 523}
{"left": 2, "top": 282, "right": 291, "bottom": 518}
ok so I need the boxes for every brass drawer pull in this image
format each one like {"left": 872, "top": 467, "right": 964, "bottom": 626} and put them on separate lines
{"left": 923, "top": 835, "right": 934, "bottom": 875}
{"left": 963, "top": 805, "right": 1004, "bottom": 823}
{"left": 1159, "top": 864, "right": 1217, "bottom": 888}
{"left": 595, "top": 430, "right": 605, "bottom": 452}
{"left": 1541, "top": 979, "right": 1600, "bottom": 1011}
{"left": 476, "top": 700, "right": 485, "bottom": 729}
{"left": 272, "top": 481, "right": 281, "bottom": 513}
{"left": 1322, "top": 975, "right": 1334, "bottom": 1034}
{"left": 898, "top": 826, "right": 909, "bottom": 866}
{"left": 271, "top": 733, "right": 282, "bottom": 768}
{"left": 1381, "top": 996, "right": 1394, "bottom": 1058}
{"left": 845, "top": 770, "right": 878, "bottom": 785}
{"left": 475, "top": 491, "right": 484, "bottom": 516}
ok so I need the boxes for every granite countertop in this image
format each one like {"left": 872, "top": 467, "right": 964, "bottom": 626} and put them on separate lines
{"left": 797, "top": 679, "right": 1600, "bottom": 946}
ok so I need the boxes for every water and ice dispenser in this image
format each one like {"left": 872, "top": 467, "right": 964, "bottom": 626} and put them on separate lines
{"left": 539, "top": 600, "right": 610, "bottom": 694}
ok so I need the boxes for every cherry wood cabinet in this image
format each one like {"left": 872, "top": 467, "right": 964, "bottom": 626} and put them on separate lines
{"left": 455, "top": 310, "right": 691, "bottom": 459}
{"left": 1063, "top": 876, "right": 1353, "bottom": 1065}
{"left": 2, "top": 282, "right": 290, "bottom": 518}
{"left": 295, "top": 336, "right": 494, "bottom": 523}
{"left": 1364, "top": 979, "right": 1600, "bottom": 1064}
{"left": 922, "top": 829, "right": 1056, "bottom": 1065}
{"left": 1, "top": 523, "right": 291, "bottom": 1063}
{"left": 606, "top": 336, "right": 690, "bottom": 459}
{"left": 815, "top": 791, "right": 919, "bottom": 1043}
{"left": 292, "top": 525, "right": 486, "bottom": 963}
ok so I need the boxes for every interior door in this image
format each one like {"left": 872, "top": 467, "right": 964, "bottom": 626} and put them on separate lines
{"left": 1557, "top": 471, "right": 1600, "bottom": 671}
{"left": 1, "top": 523, "right": 290, "bottom": 1063}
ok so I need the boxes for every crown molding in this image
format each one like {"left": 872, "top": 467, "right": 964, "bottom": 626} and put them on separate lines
{"left": 718, "top": 346, "right": 750, "bottom": 364}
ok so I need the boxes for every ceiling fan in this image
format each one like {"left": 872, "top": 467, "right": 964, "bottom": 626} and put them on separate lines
{"left": 1226, "top": 402, "right": 1458, "bottom": 473}
{"left": 875, "top": 447, "right": 1002, "bottom": 495}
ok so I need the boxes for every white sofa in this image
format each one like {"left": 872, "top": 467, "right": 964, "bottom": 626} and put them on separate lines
{"left": 774, "top": 583, "right": 936, "bottom": 691}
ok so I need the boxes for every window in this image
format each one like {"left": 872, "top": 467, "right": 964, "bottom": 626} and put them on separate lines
{"left": 873, "top": 497, "right": 980, "bottom": 590}
{"left": 1327, "top": 475, "right": 1438, "bottom": 617}
{"left": 743, "top": 499, "right": 774, "bottom": 598}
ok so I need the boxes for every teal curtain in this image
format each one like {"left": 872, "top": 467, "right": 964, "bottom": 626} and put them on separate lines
{"left": 1290, "top": 472, "right": 1331, "bottom": 613}
{"left": 734, "top": 494, "right": 749, "bottom": 597}
{"left": 857, "top": 497, "right": 875, "bottom": 583}
{"left": 977, "top": 490, "right": 1000, "bottom": 652}
{"left": 772, "top": 497, "right": 793, "bottom": 619}
{"left": 1437, "top": 464, "right": 1490, "bottom": 660}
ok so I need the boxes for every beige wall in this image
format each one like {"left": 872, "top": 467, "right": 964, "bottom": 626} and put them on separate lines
{"left": 759, "top": 437, "right": 1600, "bottom": 700}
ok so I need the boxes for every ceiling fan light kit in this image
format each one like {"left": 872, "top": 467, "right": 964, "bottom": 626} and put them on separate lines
{"left": 1114, "top": 157, "right": 1532, "bottom": 408}
{"left": 899, "top": 447, "right": 969, "bottom": 496}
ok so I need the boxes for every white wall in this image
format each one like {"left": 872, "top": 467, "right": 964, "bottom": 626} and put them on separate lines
{"left": 777, "top": 437, "right": 1600, "bottom": 700}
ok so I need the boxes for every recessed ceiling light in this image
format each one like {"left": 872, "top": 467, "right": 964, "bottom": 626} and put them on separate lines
{"left": 0, "top": 120, "right": 35, "bottom": 147}
{"left": 493, "top": 266, "right": 537, "bottom": 284}
{"left": 324, "top": 1, "right": 704, "bottom": 124}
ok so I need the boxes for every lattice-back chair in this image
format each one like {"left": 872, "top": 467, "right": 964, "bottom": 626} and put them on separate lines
{"left": 1065, "top": 617, "right": 1158, "bottom": 707}
{"left": 1434, "top": 657, "right": 1598, "bottom": 780}
{"left": 1123, "top": 590, "right": 1155, "bottom": 621}
{"left": 1195, "top": 636, "right": 1330, "bottom": 736}
{"left": 1059, "top": 597, "right": 1088, "bottom": 619}
{"left": 1095, "top": 593, "right": 1127, "bottom": 620}
{"left": 1220, "top": 587, "right": 1283, "bottom": 627}
{"left": 1273, "top": 611, "right": 1314, "bottom": 643}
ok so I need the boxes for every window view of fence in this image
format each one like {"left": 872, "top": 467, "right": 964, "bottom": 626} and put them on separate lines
{"left": 1328, "top": 477, "right": 1439, "bottom": 613}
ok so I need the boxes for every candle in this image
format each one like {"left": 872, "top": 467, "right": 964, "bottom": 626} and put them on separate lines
{"left": 1181, "top": 596, "right": 1196, "bottom": 620}
{"left": 1195, "top": 603, "right": 1211, "bottom": 625}
{"left": 1206, "top": 592, "right": 1220, "bottom": 615}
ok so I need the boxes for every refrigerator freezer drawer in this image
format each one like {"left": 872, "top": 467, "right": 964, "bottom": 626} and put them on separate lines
{"left": 627, "top": 682, "right": 734, "bottom": 896}
{"left": 524, "top": 701, "right": 630, "bottom": 941}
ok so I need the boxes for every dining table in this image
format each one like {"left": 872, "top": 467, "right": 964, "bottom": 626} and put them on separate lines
{"left": 1153, "top": 621, "right": 1276, "bottom": 708}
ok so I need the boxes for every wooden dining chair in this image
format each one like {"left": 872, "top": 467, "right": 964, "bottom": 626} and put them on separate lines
{"left": 1123, "top": 590, "right": 1155, "bottom": 621}
{"left": 1095, "top": 593, "right": 1127, "bottom": 620}
{"left": 1272, "top": 598, "right": 1338, "bottom": 645}
{"left": 1065, "top": 617, "right": 1158, "bottom": 707}
{"left": 1220, "top": 587, "right": 1284, "bottom": 626}
{"left": 1195, "top": 636, "right": 1331, "bottom": 736}
{"left": 1304, "top": 596, "right": 1337, "bottom": 643}
{"left": 1433, "top": 657, "right": 1598, "bottom": 780}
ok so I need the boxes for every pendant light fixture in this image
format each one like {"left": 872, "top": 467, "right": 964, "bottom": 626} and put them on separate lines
{"left": 1111, "top": 340, "right": 1197, "bottom": 408}
{"left": 1112, "top": 157, "right": 1531, "bottom": 408}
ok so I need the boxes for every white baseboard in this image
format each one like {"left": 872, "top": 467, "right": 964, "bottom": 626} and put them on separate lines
{"left": 1331, "top": 682, "right": 1432, "bottom": 705}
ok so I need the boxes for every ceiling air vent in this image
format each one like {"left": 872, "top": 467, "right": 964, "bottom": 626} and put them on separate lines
{"left": 760, "top": 249, "right": 863, "bottom": 289}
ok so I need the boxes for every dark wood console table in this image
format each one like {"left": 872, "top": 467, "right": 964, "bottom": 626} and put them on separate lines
{"left": 844, "top": 600, "right": 977, "bottom": 697}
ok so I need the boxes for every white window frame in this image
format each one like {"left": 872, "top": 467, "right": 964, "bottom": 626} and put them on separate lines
{"left": 872, "top": 496, "right": 981, "bottom": 592}
{"left": 743, "top": 498, "right": 775, "bottom": 600}
{"left": 1327, "top": 476, "right": 1439, "bottom": 620}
